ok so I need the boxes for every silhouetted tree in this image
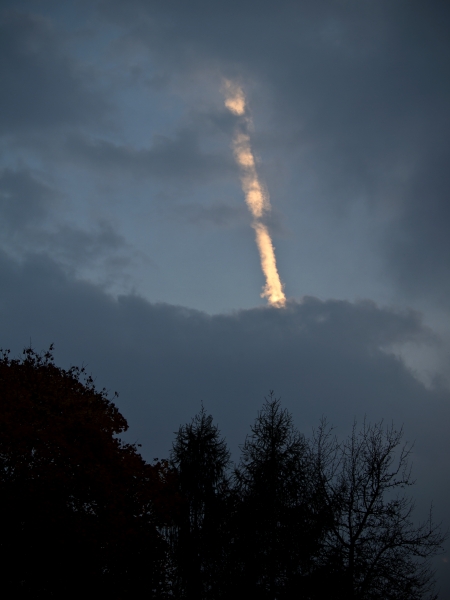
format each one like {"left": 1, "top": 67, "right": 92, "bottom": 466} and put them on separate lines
{"left": 311, "top": 419, "right": 446, "bottom": 600}
{"left": 233, "top": 392, "right": 330, "bottom": 599}
{"left": 0, "top": 346, "right": 177, "bottom": 599}
{"left": 170, "top": 405, "right": 231, "bottom": 599}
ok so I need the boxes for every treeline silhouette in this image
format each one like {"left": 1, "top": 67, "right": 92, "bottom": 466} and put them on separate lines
{"left": 0, "top": 347, "right": 445, "bottom": 599}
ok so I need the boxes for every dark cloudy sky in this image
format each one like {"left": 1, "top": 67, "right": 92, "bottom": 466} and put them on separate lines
{"left": 2, "top": 0, "right": 450, "bottom": 592}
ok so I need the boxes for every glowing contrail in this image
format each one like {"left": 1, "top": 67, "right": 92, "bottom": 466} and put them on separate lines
{"left": 223, "top": 80, "right": 286, "bottom": 307}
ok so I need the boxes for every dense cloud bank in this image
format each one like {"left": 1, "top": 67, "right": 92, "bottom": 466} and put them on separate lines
{"left": 0, "top": 250, "right": 447, "bottom": 470}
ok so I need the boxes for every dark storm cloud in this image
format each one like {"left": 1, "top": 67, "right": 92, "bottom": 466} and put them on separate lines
{"left": 387, "top": 141, "right": 450, "bottom": 304}
{"left": 99, "top": 0, "right": 450, "bottom": 300}
{"left": 0, "top": 247, "right": 444, "bottom": 455}
{"left": 0, "top": 10, "right": 106, "bottom": 134}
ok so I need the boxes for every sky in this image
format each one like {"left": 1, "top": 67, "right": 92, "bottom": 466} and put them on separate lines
{"left": 1, "top": 0, "right": 450, "bottom": 592}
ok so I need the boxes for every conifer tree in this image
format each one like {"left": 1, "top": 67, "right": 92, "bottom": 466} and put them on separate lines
{"left": 234, "top": 393, "right": 329, "bottom": 599}
{"left": 170, "top": 405, "right": 231, "bottom": 599}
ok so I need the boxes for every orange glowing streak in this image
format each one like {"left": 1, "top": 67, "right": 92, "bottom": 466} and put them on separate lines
{"left": 253, "top": 221, "right": 286, "bottom": 306}
{"left": 223, "top": 80, "right": 286, "bottom": 307}
{"left": 224, "top": 80, "right": 246, "bottom": 116}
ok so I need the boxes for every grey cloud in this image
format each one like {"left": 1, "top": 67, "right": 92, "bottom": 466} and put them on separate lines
{"left": 0, "top": 168, "right": 57, "bottom": 229}
{"left": 66, "top": 129, "right": 235, "bottom": 183}
{"left": 36, "top": 221, "right": 128, "bottom": 267}
{"left": 0, "top": 167, "right": 131, "bottom": 278}
{"left": 173, "top": 202, "right": 248, "bottom": 227}
{"left": 0, "top": 10, "right": 106, "bottom": 134}
{"left": 386, "top": 141, "right": 450, "bottom": 304}
{"left": 16, "top": 221, "right": 136, "bottom": 290}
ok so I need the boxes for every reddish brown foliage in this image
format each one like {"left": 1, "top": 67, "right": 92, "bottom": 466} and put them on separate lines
{"left": 0, "top": 346, "right": 177, "bottom": 598}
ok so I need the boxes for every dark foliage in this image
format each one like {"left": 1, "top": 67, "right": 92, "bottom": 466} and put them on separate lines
{"left": 169, "top": 405, "right": 231, "bottom": 599}
{"left": 169, "top": 394, "right": 445, "bottom": 600}
{"left": 310, "top": 419, "right": 445, "bottom": 600}
{"left": 0, "top": 346, "right": 177, "bottom": 599}
{"left": 232, "top": 393, "right": 332, "bottom": 599}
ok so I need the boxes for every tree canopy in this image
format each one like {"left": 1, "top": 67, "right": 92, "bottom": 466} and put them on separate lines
{"left": 0, "top": 346, "right": 176, "bottom": 598}
{"left": 233, "top": 393, "right": 330, "bottom": 599}
{"left": 311, "top": 419, "right": 444, "bottom": 600}
{"left": 170, "top": 405, "right": 231, "bottom": 599}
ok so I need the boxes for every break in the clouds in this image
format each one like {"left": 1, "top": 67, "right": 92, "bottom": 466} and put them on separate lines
{"left": 6, "top": 1, "right": 450, "bottom": 308}
{"left": 97, "top": 0, "right": 450, "bottom": 303}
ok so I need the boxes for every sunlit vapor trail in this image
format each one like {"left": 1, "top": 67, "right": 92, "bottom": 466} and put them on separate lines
{"left": 223, "top": 80, "right": 286, "bottom": 307}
